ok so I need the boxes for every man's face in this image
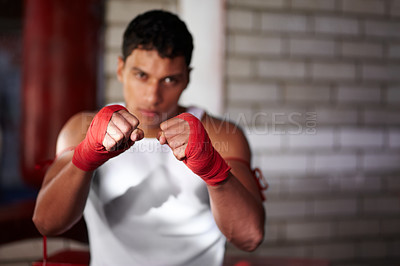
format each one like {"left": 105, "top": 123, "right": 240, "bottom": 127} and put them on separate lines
{"left": 117, "top": 49, "right": 190, "bottom": 129}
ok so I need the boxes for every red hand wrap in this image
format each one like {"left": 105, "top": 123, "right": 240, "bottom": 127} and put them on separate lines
{"left": 177, "top": 113, "right": 231, "bottom": 186}
{"left": 72, "top": 105, "right": 130, "bottom": 171}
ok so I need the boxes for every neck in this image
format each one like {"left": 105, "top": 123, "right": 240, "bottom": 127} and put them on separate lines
{"left": 142, "top": 125, "right": 161, "bottom": 139}
{"left": 131, "top": 105, "right": 187, "bottom": 139}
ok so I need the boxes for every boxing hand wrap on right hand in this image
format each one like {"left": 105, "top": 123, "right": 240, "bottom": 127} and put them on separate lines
{"left": 177, "top": 113, "right": 231, "bottom": 186}
{"left": 72, "top": 105, "right": 130, "bottom": 171}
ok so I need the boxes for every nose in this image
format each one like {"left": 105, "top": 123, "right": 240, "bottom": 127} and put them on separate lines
{"left": 145, "top": 79, "right": 162, "bottom": 106}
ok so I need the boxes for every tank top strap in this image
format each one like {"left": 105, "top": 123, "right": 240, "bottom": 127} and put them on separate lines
{"left": 186, "top": 106, "right": 205, "bottom": 120}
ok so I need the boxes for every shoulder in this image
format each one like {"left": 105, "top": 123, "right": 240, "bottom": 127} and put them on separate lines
{"left": 56, "top": 111, "right": 96, "bottom": 155}
{"left": 202, "top": 113, "right": 250, "bottom": 161}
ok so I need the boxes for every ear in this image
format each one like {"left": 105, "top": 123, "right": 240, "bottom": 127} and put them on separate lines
{"left": 184, "top": 66, "right": 192, "bottom": 90}
{"left": 117, "top": 56, "right": 125, "bottom": 83}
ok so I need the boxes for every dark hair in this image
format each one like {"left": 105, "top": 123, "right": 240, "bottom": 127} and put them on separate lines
{"left": 122, "top": 10, "right": 194, "bottom": 66}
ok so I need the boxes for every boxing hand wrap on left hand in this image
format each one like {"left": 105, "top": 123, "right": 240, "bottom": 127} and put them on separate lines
{"left": 72, "top": 105, "right": 130, "bottom": 171}
{"left": 177, "top": 113, "right": 231, "bottom": 186}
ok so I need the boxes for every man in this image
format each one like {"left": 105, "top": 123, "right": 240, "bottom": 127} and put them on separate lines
{"left": 33, "top": 10, "right": 265, "bottom": 266}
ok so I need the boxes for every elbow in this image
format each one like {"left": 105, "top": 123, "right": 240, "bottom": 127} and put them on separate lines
{"left": 32, "top": 212, "right": 63, "bottom": 236}
{"left": 32, "top": 214, "right": 51, "bottom": 236}
{"left": 242, "top": 227, "right": 265, "bottom": 252}
{"left": 229, "top": 225, "right": 265, "bottom": 252}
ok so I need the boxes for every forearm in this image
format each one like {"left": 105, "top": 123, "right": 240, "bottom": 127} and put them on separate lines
{"left": 208, "top": 173, "right": 265, "bottom": 252}
{"left": 33, "top": 160, "right": 92, "bottom": 236}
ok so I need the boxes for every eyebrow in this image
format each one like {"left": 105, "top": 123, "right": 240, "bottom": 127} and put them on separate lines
{"left": 130, "top": 66, "right": 185, "bottom": 79}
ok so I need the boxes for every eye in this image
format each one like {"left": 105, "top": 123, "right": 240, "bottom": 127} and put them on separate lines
{"left": 163, "top": 76, "right": 177, "bottom": 85}
{"left": 135, "top": 71, "right": 147, "bottom": 80}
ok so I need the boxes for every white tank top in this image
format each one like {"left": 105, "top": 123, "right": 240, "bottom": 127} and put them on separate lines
{"left": 84, "top": 106, "right": 226, "bottom": 266}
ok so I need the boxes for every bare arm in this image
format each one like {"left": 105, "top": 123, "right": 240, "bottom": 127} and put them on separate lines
{"left": 33, "top": 108, "right": 143, "bottom": 236}
{"left": 206, "top": 119, "right": 265, "bottom": 252}
{"left": 159, "top": 113, "right": 265, "bottom": 252}
{"left": 33, "top": 112, "right": 94, "bottom": 235}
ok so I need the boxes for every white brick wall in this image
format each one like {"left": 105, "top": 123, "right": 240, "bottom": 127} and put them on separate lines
{"left": 291, "top": 0, "right": 336, "bottom": 11}
{"left": 313, "top": 198, "right": 358, "bottom": 216}
{"left": 336, "top": 85, "right": 381, "bottom": 104}
{"left": 338, "top": 128, "right": 384, "bottom": 148}
{"left": 261, "top": 13, "right": 309, "bottom": 33}
{"left": 341, "top": 41, "right": 384, "bottom": 58}
{"left": 341, "top": 0, "right": 386, "bottom": 15}
{"left": 311, "top": 62, "right": 356, "bottom": 80}
{"left": 285, "top": 84, "right": 331, "bottom": 103}
{"left": 314, "top": 16, "right": 359, "bottom": 35}
{"left": 232, "top": 35, "right": 282, "bottom": 56}
{"left": 225, "top": 1, "right": 400, "bottom": 263}
{"left": 289, "top": 38, "right": 335, "bottom": 57}
{"left": 258, "top": 60, "right": 306, "bottom": 79}
{"left": 286, "top": 221, "right": 332, "bottom": 240}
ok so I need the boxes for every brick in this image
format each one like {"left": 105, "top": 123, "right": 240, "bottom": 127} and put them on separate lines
{"left": 338, "top": 219, "right": 380, "bottom": 237}
{"left": 106, "top": 1, "right": 167, "bottom": 24}
{"left": 387, "top": 176, "right": 400, "bottom": 190}
{"left": 341, "top": 0, "right": 385, "bottom": 15}
{"left": 315, "top": 16, "right": 359, "bottom": 35}
{"left": 285, "top": 84, "right": 331, "bottom": 103}
{"left": 388, "top": 129, "right": 400, "bottom": 148}
{"left": 390, "top": 0, "right": 400, "bottom": 17}
{"left": 381, "top": 219, "right": 400, "bottom": 234}
{"left": 363, "top": 152, "right": 400, "bottom": 171}
{"left": 339, "top": 128, "right": 384, "bottom": 148}
{"left": 245, "top": 129, "right": 282, "bottom": 150}
{"left": 264, "top": 221, "right": 281, "bottom": 242}
{"left": 287, "top": 128, "right": 335, "bottom": 149}
{"left": 341, "top": 41, "right": 383, "bottom": 58}
{"left": 291, "top": 0, "right": 336, "bottom": 11}
{"left": 388, "top": 240, "right": 400, "bottom": 257}
{"left": 364, "top": 109, "right": 400, "bottom": 125}
{"left": 261, "top": 13, "right": 308, "bottom": 33}
{"left": 388, "top": 44, "right": 400, "bottom": 58}
{"left": 314, "top": 198, "right": 357, "bottom": 216}
{"left": 256, "top": 245, "right": 308, "bottom": 258}
{"left": 362, "top": 64, "right": 400, "bottom": 81}
{"left": 229, "top": 0, "right": 286, "bottom": 8}
{"left": 337, "top": 86, "right": 381, "bottom": 104}
{"left": 233, "top": 35, "right": 282, "bottom": 55}
{"left": 258, "top": 60, "right": 306, "bottom": 79}
{"left": 267, "top": 199, "right": 311, "bottom": 218}
{"left": 225, "top": 106, "right": 254, "bottom": 128}
{"left": 226, "top": 57, "right": 252, "bottom": 78}
{"left": 104, "top": 51, "right": 120, "bottom": 76}
{"left": 228, "top": 82, "right": 279, "bottom": 102}
{"left": 285, "top": 177, "right": 332, "bottom": 194}
{"left": 387, "top": 86, "right": 400, "bottom": 105}
{"left": 314, "top": 108, "right": 358, "bottom": 125}
{"left": 359, "top": 241, "right": 387, "bottom": 258}
{"left": 256, "top": 106, "right": 311, "bottom": 131}
{"left": 363, "top": 196, "right": 400, "bottom": 213}
{"left": 312, "top": 243, "right": 356, "bottom": 260}
{"left": 339, "top": 176, "right": 381, "bottom": 193}
{"left": 105, "top": 78, "right": 123, "bottom": 103}
{"left": 364, "top": 20, "right": 400, "bottom": 38}
{"left": 312, "top": 62, "right": 356, "bottom": 80}
{"left": 105, "top": 25, "right": 125, "bottom": 50}
{"left": 289, "top": 38, "right": 335, "bottom": 57}
{"left": 227, "top": 9, "right": 254, "bottom": 31}
{"left": 314, "top": 153, "right": 358, "bottom": 173}
{"left": 286, "top": 221, "right": 332, "bottom": 240}
{"left": 261, "top": 154, "right": 308, "bottom": 175}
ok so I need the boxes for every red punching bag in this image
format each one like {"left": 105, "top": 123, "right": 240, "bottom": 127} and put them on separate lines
{"left": 21, "top": 0, "right": 103, "bottom": 188}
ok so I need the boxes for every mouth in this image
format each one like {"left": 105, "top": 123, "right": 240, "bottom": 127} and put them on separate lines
{"left": 138, "top": 108, "right": 159, "bottom": 118}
